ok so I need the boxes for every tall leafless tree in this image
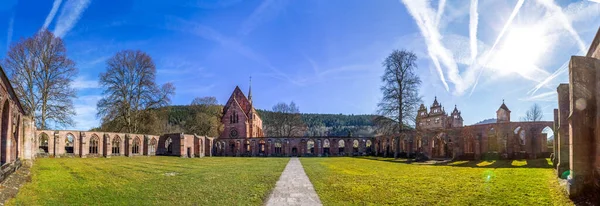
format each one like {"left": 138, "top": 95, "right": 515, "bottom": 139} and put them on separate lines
{"left": 97, "top": 50, "right": 175, "bottom": 133}
{"left": 522, "top": 103, "right": 543, "bottom": 122}
{"left": 267, "top": 101, "right": 306, "bottom": 137}
{"left": 377, "top": 50, "right": 422, "bottom": 159}
{"left": 2, "top": 29, "right": 77, "bottom": 129}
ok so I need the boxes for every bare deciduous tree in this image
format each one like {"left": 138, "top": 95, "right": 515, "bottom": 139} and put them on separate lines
{"left": 267, "top": 101, "right": 306, "bottom": 137}
{"left": 522, "top": 103, "right": 543, "bottom": 122}
{"left": 2, "top": 29, "right": 77, "bottom": 129}
{"left": 377, "top": 50, "right": 422, "bottom": 159}
{"left": 191, "top": 96, "right": 218, "bottom": 106}
{"left": 97, "top": 50, "right": 175, "bottom": 133}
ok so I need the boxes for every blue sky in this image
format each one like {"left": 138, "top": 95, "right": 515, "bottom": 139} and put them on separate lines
{"left": 0, "top": 0, "right": 599, "bottom": 130}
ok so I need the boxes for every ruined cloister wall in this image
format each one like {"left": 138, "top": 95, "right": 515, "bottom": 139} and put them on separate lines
{"left": 375, "top": 121, "right": 553, "bottom": 160}
{"left": 214, "top": 136, "right": 374, "bottom": 157}
{"left": 33, "top": 130, "right": 212, "bottom": 159}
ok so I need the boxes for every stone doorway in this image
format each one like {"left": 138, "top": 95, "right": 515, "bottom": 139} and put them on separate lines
{"left": 291, "top": 147, "right": 297, "bottom": 156}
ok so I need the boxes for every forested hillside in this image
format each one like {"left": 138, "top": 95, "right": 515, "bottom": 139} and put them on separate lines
{"left": 96, "top": 105, "right": 380, "bottom": 137}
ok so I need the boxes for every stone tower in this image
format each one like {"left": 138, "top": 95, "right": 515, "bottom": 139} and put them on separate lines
{"left": 496, "top": 100, "right": 511, "bottom": 123}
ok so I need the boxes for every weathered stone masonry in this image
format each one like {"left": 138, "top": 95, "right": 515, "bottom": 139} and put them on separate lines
{"left": 553, "top": 26, "right": 600, "bottom": 198}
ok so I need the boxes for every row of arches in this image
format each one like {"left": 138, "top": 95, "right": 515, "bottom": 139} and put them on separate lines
{"left": 36, "top": 132, "right": 158, "bottom": 157}
{"left": 214, "top": 138, "right": 374, "bottom": 157}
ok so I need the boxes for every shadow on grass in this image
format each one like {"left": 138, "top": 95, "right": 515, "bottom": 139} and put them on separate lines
{"left": 355, "top": 156, "right": 554, "bottom": 169}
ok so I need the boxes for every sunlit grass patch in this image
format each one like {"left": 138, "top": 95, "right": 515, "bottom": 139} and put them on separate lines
{"left": 477, "top": 160, "right": 496, "bottom": 167}
{"left": 9, "top": 157, "right": 289, "bottom": 206}
{"left": 302, "top": 157, "right": 572, "bottom": 205}
{"left": 511, "top": 159, "right": 528, "bottom": 167}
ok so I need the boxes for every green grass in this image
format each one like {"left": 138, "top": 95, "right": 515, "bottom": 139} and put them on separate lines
{"left": 301, "top": 157, "right": 572, "bottom": 206}
{"left": 9, "top": 157, "right": 289, "bottom": 206}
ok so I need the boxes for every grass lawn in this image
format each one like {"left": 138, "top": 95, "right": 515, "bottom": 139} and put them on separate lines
{"left": 302, "top": 157, "right": 572, "bottom": 205}
{"left": 8, "top": 157, "right": 289, "bottom": 206}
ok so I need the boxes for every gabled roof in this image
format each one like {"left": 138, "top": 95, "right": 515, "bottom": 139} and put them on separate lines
{"left": 498, "top": 101, "right": 511, "bottom": 112}
{"left": 222, "top": 85, "right": 262, "bottom": 121}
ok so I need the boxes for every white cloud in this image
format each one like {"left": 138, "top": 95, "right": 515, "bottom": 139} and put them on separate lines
{"left": 42, "top": 0, "right": 63, "bottom": 30}
{"left": 72, "top": 95, "right": 101, "bottom": 130}
{"left": 400, "top": 0, "right": 599, "bottom": 98}
{"left": 239, "top": 0, "right": 288, "bottom": 36}
{"left": 53, "top": 0, "right": 91, "bottom": 38}
{"left": 72, "top": 76, "right": 99, "bottom": 89}
{"left": 520, "top": 91, "right": 556, "bottom": 102}
{"left": 469, "top": 0, "right": 478, "bottom": 62}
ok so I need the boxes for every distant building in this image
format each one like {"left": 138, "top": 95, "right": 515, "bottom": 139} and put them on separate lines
{"left": 220, "top": 84, "right": 265, "bottom": 139}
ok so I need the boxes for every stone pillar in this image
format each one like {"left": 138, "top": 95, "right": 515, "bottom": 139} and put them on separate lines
{"left": 104, "top": 134, "right": 111, "bottom": 158}
{"left": 553, "top": 109, "right": 558, "bottom": 167}
{"left": 21, "top": 116, "right": 35, "bottom": 161}
{"left": 567, "top": 56, "right": 598, "bottom": 197}
{"left": 557, "top": 84, "right": 570, "bottom": 177}
{"left": 80, "top": 132, "right": 87, "bottom": 158}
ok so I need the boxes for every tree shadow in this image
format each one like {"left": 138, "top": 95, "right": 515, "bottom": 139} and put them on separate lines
{"left": 356, "top": 156, "right": 554, "bottom": 169}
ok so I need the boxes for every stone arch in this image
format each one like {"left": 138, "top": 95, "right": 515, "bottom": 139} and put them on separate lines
{"left": 244, "top": 140, "right": 251, "bottom": 155}
{"left": 89, "top": 135, "right": 100, "bottom": 155}
{"left": 65, "top": 133, "right": 75, "bottom": 154}
{"left": 235, "top": 140, "right": 241, "bottom": 156}
{"left": 259, "top": 139, "right": 266, "bottom": 155}
{"left": 165, "top": 137, "right": 173, "bottom": 155}
{"left": 307, "top": 139, "right": 315, "bottom": 154}
{"left": 1, "top": 100, "right": 9, "bottom": 164}
{"left": 366, "top": 139, "right": 372, "bottom": 154}
{"left": 323, "top": 139, "right": 330, "bottom": 155}
{"left": 38, "top": 132, "right": 50, "bottom": 155}
{"left": 338, "top": 139, "right": 345, "bottom": 155}
{"left": 540, "top": 126, "right": 554, "bottom": 154}
{"left": 353, "top": 139, "right": 359, "bottom": 153}
{"left": 274, "top": 139, "right": 282, "bottom": 155}
{"left": 132, "top": 137, "right": 141, "bottom": 154}
{"left": 150, "top": 138, "right": 157, "bottom": 154}
{"left": 112, "top": 135, "right": 122, "bottom": 155}
{"left": 488, "top": 127, "right": 498, "bottom": 152}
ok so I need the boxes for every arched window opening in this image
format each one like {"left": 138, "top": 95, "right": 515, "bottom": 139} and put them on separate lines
{"left": 150, "top": 138, "right": 157, "bottom": 154}
{"left": 274, "top": 140, "right": 282, "bottom": 155}
{"left": 338, "top": 140, "right": 345, "bottom": 154}
{"left": 112, "top": 136, "right": 121, "bottom": 155}
{"left": 366, "top": 140, "right": 372, "bottom": 153}
{"left": 65, "top": 134, "right": 74, "bottom": 154}
{"left": 89, "top": 136, "right": 99, "bottom": 154}
{"left": 519, "top": 130, "right": 526, "bottom": 146}
{"left": 259, "top": 140, "right": 266, "bottom": 155}
{"left": 38, "top": 133, "right": 49, "bottom": 154}
{"left": 166, "top": 137, "right": 173, "bottom": 154}
{"left": 541, "top": 126, "right": 554, "bottom": 153}
{"left": 132, "top": 137, "right": 141, "bottom": 154}
{"left": 307, "top": 140, "right": 315, "bottom": 154}
{"left": 353, "top": 140, "right": 359, "bottom": 153}
{"left": 244, "top": 140, "right": 250, "bottom": 154}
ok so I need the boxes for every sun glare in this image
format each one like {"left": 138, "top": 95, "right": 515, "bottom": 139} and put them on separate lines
{"left": 489, "top": 27, "right": 549, "bottom": 77}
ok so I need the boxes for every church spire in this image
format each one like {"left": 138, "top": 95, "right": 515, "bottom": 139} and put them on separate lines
{"left": 248, "top": 76, "right": 253, "bottom": 104}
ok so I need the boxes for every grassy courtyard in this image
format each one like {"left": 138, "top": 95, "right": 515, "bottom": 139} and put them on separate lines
{"left": 301, "top": 157, "right": 572, "bottom": 205}
{"left": 8, "top": 157, "right": 289, "bottom": 206}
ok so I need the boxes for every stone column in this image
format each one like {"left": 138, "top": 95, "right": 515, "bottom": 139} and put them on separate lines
{"left": 21, "top": 116, "right": 35, "bottom": 161}
{"left": 557, "top": 84, "right": 570, "bottom": 177}
{"left": 567, "top": 56, "right": 597, "bottom": 197}
{"left": 553, "top": 109, "right": 558, "bottom": 168}
{"left": 105, "top": 134, "right": 112, "bottom": 158}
